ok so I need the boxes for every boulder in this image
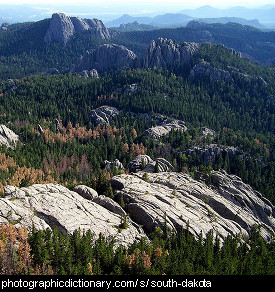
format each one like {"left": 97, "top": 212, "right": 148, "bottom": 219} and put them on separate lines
{"left": 104, "top": 159, "right": 124, "bottom": 170}
{"left": 78, "top": 69, "right": 99, "bottom": 78}
{"left": 73, "top": 185, "right": 98, "bottom": 200}
{"left": 73, "top": 185, "right": 126, "bottom": 216}
{"left": 128, "top": 155, "right": 154, "bottom": 173}
{"left": 128, "top": 155, "right": 173, "bottom": 173}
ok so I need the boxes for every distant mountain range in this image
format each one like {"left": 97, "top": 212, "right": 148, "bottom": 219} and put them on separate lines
{"left": 108, "top": 13, "right": 264, "bottom": 30}
{"left": 180, "top": 5, "right": 275, "bottom": 24}
{"left": 107, "top": 5, "right": 275, "bottom": 29}
{"left": 0, "top": 4, "right": 275, "bottom": 30}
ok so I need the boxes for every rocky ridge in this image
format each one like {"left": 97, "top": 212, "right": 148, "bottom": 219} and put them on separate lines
{"left": 44, "top": 13, "right": 110, "bottom": 44}
{"left": 184, "top": 144, "right": 239, "bottom": 164}
{"left": 190, "top": 61, "right": 232, "bottom": 82}
{"left": 67, "top": 37, "right": 248, "bottom": 85}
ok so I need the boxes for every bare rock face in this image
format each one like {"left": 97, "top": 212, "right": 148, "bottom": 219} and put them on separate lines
{"left": 128, "top": 155, "right": 154, "bottom": 173}
{"left": 190, "top": 61, "right": 232, "bottom": 82}
{"left": 109, "top": 171, "right": 275, "bottom": 242}
{"left": 73, "top": 185, "right": 98, "bottom": 200}
{"left": 70, "top": 44, "right": 137, "bottom": 73}
{"left": 184, "top": 144, "right": 239, "bottom": 164}
{"left": 104, "top": 159, "right": 124, "bottom": 170}
{"left": 44, "top": 13, "right": 110, "bottom": 44}
{"left": 89, "top": 106, "right": 120, "bottom": 125}
{"left": 144, "top": 119, "right": 187, "bottom": 140}
{"left": 143, "top": 38, "right": 200, "bottom": 69}
{"left": 128, "top": 155, "right": 174, "bottom": 173}
{"left": 0, "top": 125, "right": 19, "bottom": 149}
{"left": 78, "top": 69, "right": 99, "bottom": 78}
{"left": 0, "top": 184, "right": 146, "bottom": 248}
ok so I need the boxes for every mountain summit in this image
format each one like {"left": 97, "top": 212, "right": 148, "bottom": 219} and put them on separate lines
{"left": 44, "top": 13, "right": 111, "bottom": 44}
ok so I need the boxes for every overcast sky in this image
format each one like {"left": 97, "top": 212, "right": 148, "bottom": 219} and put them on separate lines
{"left": 1, "top": 0, "right": 274, "bottom": 8}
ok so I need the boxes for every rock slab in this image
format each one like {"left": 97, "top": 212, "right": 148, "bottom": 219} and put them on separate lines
{"left": 109, "top": 171, "right": 275, "bottom": 242}
{"left": 0, "top": 184, "right": 146, "bottom": 247}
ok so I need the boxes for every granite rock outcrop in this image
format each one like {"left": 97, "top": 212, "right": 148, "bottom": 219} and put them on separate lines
{"left": 44, "top": 13, "right": 110, "bottom": 44}
{"left": 190, "top": 61, "right": 232, "bottom": 82}
{"left": 143, "top": 38, "right": 200, "bottom": 69}
{"left": 128, "top": 155, "right": 174, "bottom": 173}
{"left": 0, "top": 184, "right": 146, "bottom": 248}
{"left": 1, "top": 170, "right": 273, "bottom": 247}
{"left": 109, "top": 170, "right": 275, "bottom": 242}
{"left": 89, "top": 106, "right": 120, "bottom": 125}
{"left": 184, "top": 144, "right": 239, "bottom": 164}
{"left": 144, "top": 119, "right": 187, "bottom": 140}
{"left": 0, "top": 125, "right": 19, "bottom": 149}
{"left": 70, "top": 44, "right": 137, "bottom": 73}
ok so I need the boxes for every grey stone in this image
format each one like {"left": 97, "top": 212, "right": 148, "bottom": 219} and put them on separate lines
{"left": 128, "top": 155, "right": 154, "bottom": 173}
{"left": 73, "top": 185, "right": 98, "bottom": 200}
{"left": 104, "top": 159, "right": 124, "bottom": 170}
{"left": 184, "top": 144, "right": 239, "bottom": 164}
{"left": 128, "top": 155, "right": 174, "bottom": 173}
{"left": 0, "top": 125, "right": 19, "bottom": 149}
{"left": 144, "top": 119, "right": 187, "bottom": 139}
{"left": 190, "top": 61, "right": 232, "bottom": 82}
{"left": 70, "top": 44, "right": 137, "bottom": 73}
{"left": 110, "top": 171, "right": 275, "bottom": 242}
{"left": 1, "top": 184, "right": 147, "bottom": 248}
{"left": 44, "top": 13, "right": 110, "bottom": 44}
{"left": 89, "top": 106, "right": 120, "bottom": 125}
{"left": 143, "top": 38, "right": 200, "bottom": 69}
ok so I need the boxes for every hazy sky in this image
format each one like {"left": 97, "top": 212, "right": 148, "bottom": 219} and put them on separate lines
{"left": 1, "top": 0, "right": 275, "bottom": 8}
{"left": 0, "top": 0, "right": 274, "bottom": 23}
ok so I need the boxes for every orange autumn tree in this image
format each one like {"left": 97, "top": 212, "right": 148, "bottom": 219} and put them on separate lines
{"left": 0, "top": 153, "right": 55, "bottom": 194}
{"left": 0, "top": 224, "right": 33, "bottom": 275}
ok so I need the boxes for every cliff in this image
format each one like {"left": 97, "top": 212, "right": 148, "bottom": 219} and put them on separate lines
{"left": 44, "top": 13, "right": 110, "bottom": 44}
{"left": 143, "top": 38, "right": 200, "bottom": 69}
{"left": 70, "top": 44, "right": 137, "bottom": 73}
